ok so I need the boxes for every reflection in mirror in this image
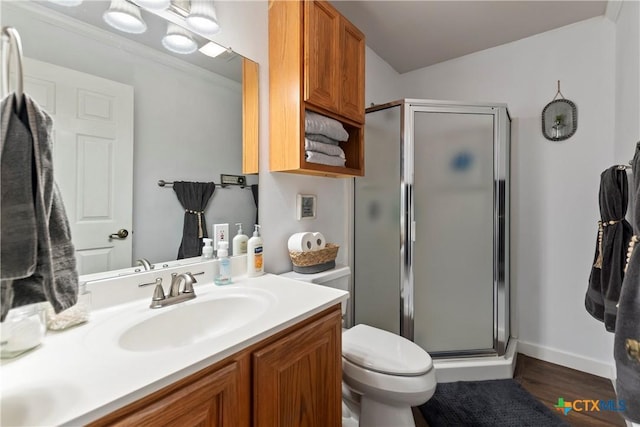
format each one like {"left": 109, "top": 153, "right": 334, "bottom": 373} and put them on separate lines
{"left": 1, "top": 1, "right": 258, "bottom": 277}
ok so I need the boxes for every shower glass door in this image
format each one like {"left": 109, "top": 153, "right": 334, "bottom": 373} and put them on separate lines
{"left": 354, "top": 104, "right": 402, "bottom": 334}
{"left": 410, "top": 109, "right": 496, "bottom": 355}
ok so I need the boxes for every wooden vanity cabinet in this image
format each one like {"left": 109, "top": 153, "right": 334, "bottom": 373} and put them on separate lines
{"left": 253, "top": 307, "right": 341, "bottom": 426}
{"left": 88, "top": 306, "right": 342, "bottom": 427}
{"left": 88, "top": 356, "right": 250, "bottom": 427}
{"left": 269, "top": 0, "right": 365, "bottom": 177}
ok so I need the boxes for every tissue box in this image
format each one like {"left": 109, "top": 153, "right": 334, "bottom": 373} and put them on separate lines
{"left": 288, "top": 243, "right": 339, "bottom": 274}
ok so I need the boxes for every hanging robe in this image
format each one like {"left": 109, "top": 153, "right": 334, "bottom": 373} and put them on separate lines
{"left": 614, "top": 142, "right": 640, "bottom": 422}
{"left": 585, "top": 166, "right": 633, "bottom": 331}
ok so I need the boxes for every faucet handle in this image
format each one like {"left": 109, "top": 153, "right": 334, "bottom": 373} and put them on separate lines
{"left": 139, "top": 277, "right": 162, "bottom": 288}
{"left": 151, "top": 283, "right": 166, "bottom": 301}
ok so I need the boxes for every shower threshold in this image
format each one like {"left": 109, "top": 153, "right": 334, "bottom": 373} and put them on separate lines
{"left": 433, "top": 339, "right": 518, "bottom": 383}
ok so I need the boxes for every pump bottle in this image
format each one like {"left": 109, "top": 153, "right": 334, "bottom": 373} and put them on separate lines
{"left": 233, "top": 223, "right": 248, "bottom": 256}
{"left": 247, "top": 224, "right": 264, "bottom": 277}
{"left": 215, "top": 241, "right": 232, "bottom": 285}
{"left": 202, "top": 238, "right": 214, "bottom": 260}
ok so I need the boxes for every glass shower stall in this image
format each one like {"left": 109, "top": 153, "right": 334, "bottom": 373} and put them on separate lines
{"left": 354, "top": 99, "right": 511, "bottom": 357}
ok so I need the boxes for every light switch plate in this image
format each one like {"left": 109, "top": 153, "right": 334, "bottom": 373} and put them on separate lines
{"left": 213, "top": 223, "right": 229, "bottom": 249}
{"left": 296, "top": 194, "right": 317, "bottom": 220}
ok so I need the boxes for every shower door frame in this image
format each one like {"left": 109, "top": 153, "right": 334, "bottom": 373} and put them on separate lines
{"left": 400, "top": 99, "right": 511, "bottom": 358}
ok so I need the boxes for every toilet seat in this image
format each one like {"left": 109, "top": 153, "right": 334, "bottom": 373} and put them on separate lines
{"left": 342, "top": 324, "right": 433, "bottom": 376}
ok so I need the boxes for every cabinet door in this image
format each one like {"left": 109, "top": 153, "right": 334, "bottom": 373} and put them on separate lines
{"left": 304, "top": 0, "right": 340, "bottom": 112}
{"left": 94, "top": 362, "right": 244, "bottom": 427}
{"left": 339, "top": 18, "right": 365, "bottom": 124}
{"left": 253, "top": 310, "right": 342, "bottom": 427}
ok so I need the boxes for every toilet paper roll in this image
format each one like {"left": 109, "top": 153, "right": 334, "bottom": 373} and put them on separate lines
{"left": 312, "top": 232, "right": 326, "bottom": 250}
{"left": 288, "top": 232, "right": 316, "bottom": 252}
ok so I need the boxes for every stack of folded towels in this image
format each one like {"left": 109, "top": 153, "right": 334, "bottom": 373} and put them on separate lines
{"left": 305, "top": 110, "right": 348, "bottom": 167}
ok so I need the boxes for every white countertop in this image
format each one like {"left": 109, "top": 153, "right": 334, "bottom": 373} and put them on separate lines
{"left": 0, "top": 273, "right": 348, "bottom": 426}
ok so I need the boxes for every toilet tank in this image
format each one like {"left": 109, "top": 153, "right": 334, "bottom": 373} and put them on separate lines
{"left": 280, "top": 265, "right": 351, "bottom": 322}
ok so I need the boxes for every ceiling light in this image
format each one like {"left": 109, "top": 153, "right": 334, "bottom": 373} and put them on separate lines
{"left": 103, "top": 0, "right": 147, "bottom": 34}
{"left": 186, "top": 0, "right": 220, "bottom": 35}
{"left": 198, "top": 41, "right": 226, "bottom": 58}
{"left": 162, "top": 23, "right": 197, "bottom": 54}
{"left": 134, "top": 0, "right": 171, "bottom": 10}
{"left": 47, "top": 0, "right": 84, "bottom": 6}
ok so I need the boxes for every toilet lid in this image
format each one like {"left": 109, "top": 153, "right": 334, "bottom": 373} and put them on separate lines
{"left": 342, "top": 324, "right": 433, "bottom": 376}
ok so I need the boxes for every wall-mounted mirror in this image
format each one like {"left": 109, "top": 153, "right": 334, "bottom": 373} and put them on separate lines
{"left": 1, "top": 1, "right": 259, "bottom": 277}
{"left": 542, "top": 98, "right": 577, "bottom": 141}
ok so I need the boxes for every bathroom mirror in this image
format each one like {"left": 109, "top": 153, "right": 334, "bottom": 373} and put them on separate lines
{"left": 1, "top": 1, "right": 259, "bottom": 276}
{"left": 541, "top": 98, "right": 577, "bottom": 141}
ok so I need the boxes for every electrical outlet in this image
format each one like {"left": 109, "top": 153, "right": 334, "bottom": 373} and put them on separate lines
{"left": 213, "top": 223, "right": 229, "bottom": 250}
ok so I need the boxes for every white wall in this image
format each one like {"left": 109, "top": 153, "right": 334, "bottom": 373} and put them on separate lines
{"left": 613, "top": 0, "right": 640, "bottom": 164}
{"left": 365, "top": 46, "right": 403, "bottom": 107}
{"left": 398, "top": 17, "right": 617, "bottom": 377}
{"left": 3, "top": 3, "right": 257, "bottom": 265}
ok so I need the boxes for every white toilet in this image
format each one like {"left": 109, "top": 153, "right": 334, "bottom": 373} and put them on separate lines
{"left": 280, "top": 266, "right": 436, "bottom": 427}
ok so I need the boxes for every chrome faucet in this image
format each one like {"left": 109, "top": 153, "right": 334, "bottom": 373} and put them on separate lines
{"left": 135, "top": 258, "right": 154, "bottom": 271}
{"left": 139, "top": 272, "right": 203, "bottom": 309}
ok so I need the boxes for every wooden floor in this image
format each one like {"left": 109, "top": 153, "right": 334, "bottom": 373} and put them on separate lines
{"left": 413, "top": 353, "right": 627, "bottom": 427}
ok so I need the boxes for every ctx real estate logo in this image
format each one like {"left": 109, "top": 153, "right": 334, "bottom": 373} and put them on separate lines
{"left": 554, "top": 397, "right": 627, "bottom": 415}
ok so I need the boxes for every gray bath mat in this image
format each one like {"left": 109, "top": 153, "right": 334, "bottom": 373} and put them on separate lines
{"left": 418, "top": 379, "right": 569, "bottom": 426}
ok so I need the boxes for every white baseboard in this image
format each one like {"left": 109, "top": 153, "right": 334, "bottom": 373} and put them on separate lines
{"left": 517, "top": 340, "right": 615, "bottom": 379}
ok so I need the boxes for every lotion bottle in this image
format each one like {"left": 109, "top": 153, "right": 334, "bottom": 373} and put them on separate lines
{"left": 215, "top": 241, "right": 232, "bottom": 285}
{"left": 247, "top": 224, "right": 264, "bottom": 277}
{"left": 233, "top": 223, "right": 248, "bottom": 256}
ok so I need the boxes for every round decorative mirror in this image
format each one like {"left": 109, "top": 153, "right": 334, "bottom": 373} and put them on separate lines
{"left": 542, "top": 81, "right": 577, "bottom": 142}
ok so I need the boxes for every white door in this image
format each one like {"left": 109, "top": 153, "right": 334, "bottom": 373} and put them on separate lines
{"left": 23, "top": 57, "right": 134, "bottom": 275}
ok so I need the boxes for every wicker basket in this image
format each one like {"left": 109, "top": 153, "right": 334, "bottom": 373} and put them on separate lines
{"left": 289, "top": 243, "right": 339, "bottom": 273}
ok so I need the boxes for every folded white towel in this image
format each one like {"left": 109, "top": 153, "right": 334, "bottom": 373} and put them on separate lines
{"left": 306, "top": 133, "right": 341, "bottom": 146}
{"left": 305, "top": 138, "right": 345, "bottom": 158}
{"left": 306, "top": 151, "right": 346, "bottom": 167}
{"left": 305, "top": 111, "right": 349, "bottom": 142}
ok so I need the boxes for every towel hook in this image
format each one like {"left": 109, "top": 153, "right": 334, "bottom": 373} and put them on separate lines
{"left": 1, "top": 26, "right": 24, "bottom": 112}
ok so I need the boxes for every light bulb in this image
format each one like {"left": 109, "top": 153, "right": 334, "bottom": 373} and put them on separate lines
{"left": 103, "top": 0, "right": 147, "bottom": 34}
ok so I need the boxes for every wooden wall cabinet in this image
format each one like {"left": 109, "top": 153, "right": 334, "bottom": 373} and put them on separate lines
{"left": 269, "top": 0, "right": 365, "bottom": 177}
{"left": 242, "top": 58, "right": 259, "bottom": 175}
{"left": 89, "top": 307, "right": 342, "bottom": 427}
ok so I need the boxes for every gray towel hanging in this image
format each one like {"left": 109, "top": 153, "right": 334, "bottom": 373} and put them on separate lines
{"left": 173, "top": 181, "right": 216, "bottom": 259}
{"left": 0, "top": 93, "right": 79, "bottom": 321}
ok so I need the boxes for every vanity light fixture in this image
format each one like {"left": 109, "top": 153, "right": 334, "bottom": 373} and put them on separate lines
{"left": 198, "top": 41, "right": 226, "bottom": 58}
{"left": 134, "top": 0, "right": 171, "bottom": 10}
{"left": 185, "top": 0, "right": 220, "bottom": 35}
{"left": 162, "top": 22, "right": 198, "bottom": 54}
{"left": 103, "top": 0, "right": 147, "bottom": 34}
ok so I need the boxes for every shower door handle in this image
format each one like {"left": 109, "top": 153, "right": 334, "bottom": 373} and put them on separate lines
{"left": 411, "top": 221, "right": 416, "bottom": 242}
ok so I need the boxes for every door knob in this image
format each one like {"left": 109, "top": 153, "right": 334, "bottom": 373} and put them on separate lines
{"left": 109, "top": 229, "right": 129, "bottom": 240}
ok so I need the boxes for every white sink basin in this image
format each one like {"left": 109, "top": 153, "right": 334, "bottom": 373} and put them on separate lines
{"left": 119, "top": 293, "right": 270, "bottom": 352}
{"left": 84, "top": 286, "right": 276, "bottom": 353}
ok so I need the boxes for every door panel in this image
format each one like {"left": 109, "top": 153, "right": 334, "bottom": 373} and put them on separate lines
{"left": 24, "top": 57, "right": 134, "bottom": 274}
{"left": 412, "top": 111, "right": 495, "bottom": 354}
{"left": 303, "top": 0, "right": 339, "bottom": 112}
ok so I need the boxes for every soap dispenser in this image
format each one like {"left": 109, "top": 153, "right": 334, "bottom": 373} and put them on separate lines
{"left": 233, "top": 223, "right": 248, "bottom": 256}
{"left": 247, "top": 224, "right": 264, "bottom": 277}
{"left": 202, "top": 238, "right": 214, "bottom": 260}
{"left": 215, "top": 241, "right": 232, "bottom": 285}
